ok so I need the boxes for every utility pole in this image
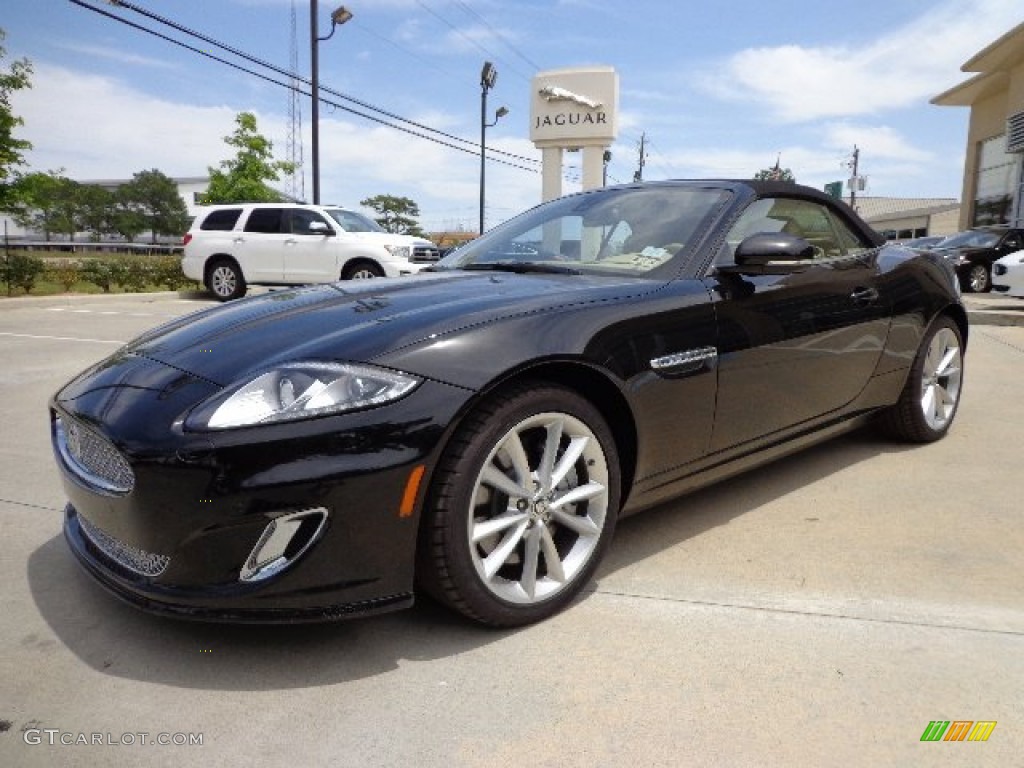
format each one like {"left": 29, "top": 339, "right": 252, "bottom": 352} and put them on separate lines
{"left": 848, "top": 145, "right": 860, "bottom": 209}
{"left": 633, "top": 132, "right": 646, "bottom": 182}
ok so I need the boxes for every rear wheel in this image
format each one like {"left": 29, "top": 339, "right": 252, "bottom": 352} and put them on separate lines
{"left": 419, "top": 383, "right": 620, "bottom": 627}
{"left": 206, "top": 260, "right": 246, "bottom": 301}
{"left": 881, "top": 316, "right": 964, "bottom": 442}
{"left": 342, "top": 261, "right": 384, "bottom": 280}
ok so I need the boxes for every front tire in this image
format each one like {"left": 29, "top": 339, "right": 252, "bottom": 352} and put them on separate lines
{"left": 342, "top": 261, "right": 385, "bottom": 280}
{"left": 419, "top": 383, "right": 620, "bottom": 627}
{"left": 881, "top": 316, "right": 964, "bottom": 442}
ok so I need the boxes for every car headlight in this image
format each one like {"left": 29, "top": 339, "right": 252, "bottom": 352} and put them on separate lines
{"left": 186, "top": 362, "right": 420, "bottom": 430}
{"left": 384, "top": 245, "right": 412, "bottom": 260}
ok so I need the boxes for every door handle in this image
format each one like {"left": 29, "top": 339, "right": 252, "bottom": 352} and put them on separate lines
{"left": 850, "top": 286, "right": 879, "bottom": 306}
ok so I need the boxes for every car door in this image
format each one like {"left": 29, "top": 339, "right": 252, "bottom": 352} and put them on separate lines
{"left": 704, "top": 196, "right": 890, "bottom": 452}
{"left": 237, "top": 207, "right": 286, "bottom": 282}
{"left": 282, "top": 208, "right": 337, "bottom": 283}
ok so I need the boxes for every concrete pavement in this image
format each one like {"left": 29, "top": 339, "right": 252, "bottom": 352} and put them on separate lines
{"left": 0, "top": 292, "right": 1021, "bottom": 767}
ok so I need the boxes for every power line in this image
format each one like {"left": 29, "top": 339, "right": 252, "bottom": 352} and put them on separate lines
{"left": 86, "top": 0, "right": 540, "bottom": 171}
{"left": 413, "top": 0, "right": 533, "bottom": 83}
{"left": 449, "top": 0, "right": 542, "bottom": 74}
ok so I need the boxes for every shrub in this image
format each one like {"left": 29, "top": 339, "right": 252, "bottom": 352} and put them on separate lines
{"left": 2, "top": 252, "right": 46, "bottom": 294}
{"left": 121, "top": 258, "right": 154, "bottom": 293}
{"left": 80, "top": 259, "right": 127, "bottom": 293}
{"left": 45, "top": 259, "right": 82, "bottom": 292}
{"left": 151, "top": 254, "right": 197, "bottom": 291}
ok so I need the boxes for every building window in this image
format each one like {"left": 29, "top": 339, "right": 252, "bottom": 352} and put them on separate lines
{"left": 972, "top": 134, "right": 1018, "bottom": 225}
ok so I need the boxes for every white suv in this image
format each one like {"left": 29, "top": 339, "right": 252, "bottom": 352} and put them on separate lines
{"left": 182, "top": 203, "right": 440, "bottom": 300}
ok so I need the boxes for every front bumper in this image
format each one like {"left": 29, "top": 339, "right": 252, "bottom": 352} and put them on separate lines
{"left": 51, "top": 375, "right": 469, "bottom": 623}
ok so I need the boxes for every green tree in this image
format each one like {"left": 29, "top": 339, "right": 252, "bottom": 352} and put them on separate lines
{"left": 77, "top": 184, "right": 114, "bottom": 242}
{"left": 10, "top": 170, "right": 70, "bottom": 240}
{"left": 754, "top": 160, "right": 796, "bottom": 183}
{"left": 111, "top": 188, "right": 147, "bottom": 242}
{"left": 359, "top": 194, "right": 424, "bottom": 236}
{"left": 0, "top": 28, "right": 33, "bottom": 212}
{"left": 118, "top": 169, "right": 190, "bottom": 243}
{"left": 45, "top": 175, "right": 85, "bottom": 240}
{"left": 202, "top": 112, "right": 294, "bottom": 204}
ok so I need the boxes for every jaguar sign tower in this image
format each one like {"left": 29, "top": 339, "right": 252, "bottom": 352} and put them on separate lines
{"left": 530, "top": 66, "right": 619, "bottom": 201}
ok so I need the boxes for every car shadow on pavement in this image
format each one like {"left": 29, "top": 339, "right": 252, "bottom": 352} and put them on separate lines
{"left": 588, "top": 426, "right": 920, "bottom": 592}
{"left": 26, "top": 426, "right": 917, "bottom": 691}
{"left": 26, "top": 536, "right": 511, "bottom": 691}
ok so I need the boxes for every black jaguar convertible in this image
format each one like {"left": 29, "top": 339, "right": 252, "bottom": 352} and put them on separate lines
{"left": 51, "top": 180, "right": 966, "bottom": 627}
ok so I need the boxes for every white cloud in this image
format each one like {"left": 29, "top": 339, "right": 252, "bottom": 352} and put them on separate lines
{"left": 703, "top": 0, "right": 1023, "bottom": 122}
{"left": 54, "top": 43, "right": 175, "bottom": 70}
{"left": 9, "top": 61, "right": 538, "bottom": 230}
{"left": 822, "top": 123, "right": 931, "bottom": 162}
{"left": 13, "top": 63, "right": 235, "bottom": 179}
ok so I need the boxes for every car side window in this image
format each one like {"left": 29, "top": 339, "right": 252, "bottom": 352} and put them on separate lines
{"left": 720, "top": 197, "right": 868, "bottom": 264}
{"left": 1004, "top": 232, "right": 1023, "bottom": 250}
{"left": 244, "top": 208, "right": 285, "bottom": 234}
{"left": 200, "top": 208, "right": 243, "bottom": 231}
{"left": 289, "top": 208, "right": 330, "bottom": 235}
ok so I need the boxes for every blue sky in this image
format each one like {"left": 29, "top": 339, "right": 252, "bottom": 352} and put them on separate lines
{"left": 3, "top": 0, "right": 1022, "bottom": 231}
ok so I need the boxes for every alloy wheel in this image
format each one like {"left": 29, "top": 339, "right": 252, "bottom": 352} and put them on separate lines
{"left": 919, "top": 327, "right": 962, "bottom": 431}
{"left": 210, "top": 265, "right": 238, "bottom": 298}
{"left": 466, "top": 412, "right": 610, "bottom": 605}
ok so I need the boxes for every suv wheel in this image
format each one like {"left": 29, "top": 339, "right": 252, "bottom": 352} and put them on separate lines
{"left": 207, "top": 260, "right": 246, "bottom": 301}
{"left": 964, "top": 263, "right": 991, "bottom": 293}
{"left": 342, "top": 261, "right": 385, "bottom": 280}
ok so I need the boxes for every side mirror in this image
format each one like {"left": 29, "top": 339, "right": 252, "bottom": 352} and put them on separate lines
{"left": 308, "top": 221, "right": 334, "bottom": 236}
{"left": 719, "top": 232, "right": 815, "bottom": 274}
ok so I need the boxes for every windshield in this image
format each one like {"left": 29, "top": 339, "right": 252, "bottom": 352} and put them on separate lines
{"left": 437, "top": 185, "right": 731, "bottom": 277}
{"left": 325, "top": 209, "right": 384, "bottom": 233}
{"left": 936, "top": 229, "right": 1000, "bottom": 249}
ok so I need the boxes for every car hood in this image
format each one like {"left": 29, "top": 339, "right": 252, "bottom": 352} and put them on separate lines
{"left": 345, "top": 231, "right": 433, "bottom": 247}
{"left": 111, "top": 271, "right": 657, "bottom": 387}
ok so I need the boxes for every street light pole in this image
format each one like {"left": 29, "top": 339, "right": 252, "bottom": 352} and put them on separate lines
{"left": 479, "top": 61, "right": 506, "bottom": 235}
{"left": 310, "top": 2, "right": 352, "bottom": 205}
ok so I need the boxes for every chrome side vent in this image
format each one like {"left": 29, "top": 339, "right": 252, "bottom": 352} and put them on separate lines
{"left": 240, "top": 508, "right": 329, "bottom": 582}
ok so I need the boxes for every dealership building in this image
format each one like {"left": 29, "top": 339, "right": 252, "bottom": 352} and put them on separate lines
{"left": 933, "top": 21, "right": 1024, "bottom": 228}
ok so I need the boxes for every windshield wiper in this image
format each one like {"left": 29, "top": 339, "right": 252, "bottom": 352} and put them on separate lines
{"left": 461, "top": 261, "right": 582, "bottom": 275}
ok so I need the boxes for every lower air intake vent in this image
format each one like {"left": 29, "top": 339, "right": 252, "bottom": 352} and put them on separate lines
{"left": 78, "top": 515, "right": 170, "bottom": 578}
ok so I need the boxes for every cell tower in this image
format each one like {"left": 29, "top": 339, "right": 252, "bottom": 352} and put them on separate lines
{"left": 286, "top": 0, "right": 305, "bottom": 201}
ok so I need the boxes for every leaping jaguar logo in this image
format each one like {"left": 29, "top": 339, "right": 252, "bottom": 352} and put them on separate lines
{"left": 538, "top": 85, "right": 603, "bottom": 110}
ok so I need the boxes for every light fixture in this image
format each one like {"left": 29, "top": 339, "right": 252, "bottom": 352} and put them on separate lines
{"left": 311, "top": 3, "right": 353, "bottom": 204}
{"left": 479, "top": 62, "right": 506, "bottom": 235}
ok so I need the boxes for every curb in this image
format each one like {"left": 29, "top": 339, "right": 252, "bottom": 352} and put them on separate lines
{"left": 963, "top": 295, "right": 1024, "bottom": 327}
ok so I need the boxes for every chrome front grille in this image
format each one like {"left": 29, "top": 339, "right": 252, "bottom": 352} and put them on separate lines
{"left": 78, "top": 514, "right": 170, "bottom": 577}
{"left": 412, "top": 244, "right": 441, "bottom": 262}
{"left": 55, "top": 415, "right": 135, "bottom": 495}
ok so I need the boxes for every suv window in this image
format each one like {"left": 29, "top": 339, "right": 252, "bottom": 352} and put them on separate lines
{"left": 288, "top": 208, "right": 331, "bottom": 235}
{"left": 200, "top": 208, "right": 243, "bottom": 231}
{"left": 244, "top": 208, "right": 285, "bottom": 234}
{"left": 326, "top": 209, "right": 383, "bottom": 233}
